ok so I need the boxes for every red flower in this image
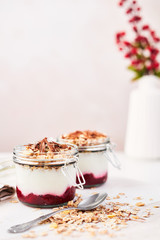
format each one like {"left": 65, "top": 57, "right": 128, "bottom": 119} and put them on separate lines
{"left": 125, "top": 52, "right": 132, "bottom": 58}
{"left": 126, "top": 8, "right": 133, "bottom": 14}
{"left": 125, "top": 48, "right": 137, "bottom": 58}
{"left": 135, "top": 35, "right": 149, "bottom": 46}
{"left": 118, "top": 0, "right": 127, "bottom": 6}
{"left": 142, "top": 25, "right": 149, "bottom": 30}
{"left": 153, "top": 61, "right": 159, "bottom": 69}
{"left": 150, "top": 31, "right": 160, "bottom": 42}
{"left": 131, "top": 48, "right": 137, "bottom": 54}
{"left": 131, "top": 60, "right": 142, "bottom": 66}
{"left": 150, "top": 31, "right": 155, "bottom": 37}
{"left": 147, "top": 61, "right": 159, "bottom": 70}
{"left": 133, "top": 26, "right": 138, "bottom": 33}
{"left": 116, "top": 0, "right": 160, "bottom": 80}
{"left": 129, "top": 16, "right": 142, "bottom": 23}
{"left": 147, "top": 47, "right": 159, "bottom": 60}
{"left": 148, "top": 47, "right": 159, "bottom": 55}
{"left": 154, "top": 37, "right": 160, "bottom": 43}
{"left": 123, "top": 41, "right": 132, "bottom": 47}
{"left": 116, "top": 32, "right": 126, "bottom": 43}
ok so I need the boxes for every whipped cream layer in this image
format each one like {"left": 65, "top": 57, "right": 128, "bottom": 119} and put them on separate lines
{"left": 16, "top": 164, "right": 76, "bottom": 196}
{"left": 78, "top": 151, "right": 108, "bottom": 177}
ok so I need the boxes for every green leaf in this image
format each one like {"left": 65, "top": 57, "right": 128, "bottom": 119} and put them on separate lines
{"left": 154, "top": 71, "right": 160, "bottom": 78}
{"left": 132, "top": 74, "right": 142, "bottom": 81}
{"left": 128, "top": 65, "right": 139, "bottom": 73}
{"left": 128, "top": 65, "right": 147, "bottom": 81}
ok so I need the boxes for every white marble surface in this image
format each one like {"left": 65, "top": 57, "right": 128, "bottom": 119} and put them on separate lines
{"left": 0, "top": 152, "right": 160, "bottom": 240}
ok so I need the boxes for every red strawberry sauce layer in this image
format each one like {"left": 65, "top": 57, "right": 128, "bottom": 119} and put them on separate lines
{"left": 16, "top": 186, "right": 76, "bottom": 207}
{"left": 76, "top": 172, "right": 108, "bottom": 188}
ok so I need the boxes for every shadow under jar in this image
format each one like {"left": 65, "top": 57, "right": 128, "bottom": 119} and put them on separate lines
{"left": 13, "top": 139, "right": 84, "bottom": 208}
{"left": 59, "top": 131, "right": 120, "bottom": 188}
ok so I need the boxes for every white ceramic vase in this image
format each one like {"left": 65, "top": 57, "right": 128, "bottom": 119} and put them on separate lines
{"left": 125, "top": 75, "right": 160, "bottom": 159}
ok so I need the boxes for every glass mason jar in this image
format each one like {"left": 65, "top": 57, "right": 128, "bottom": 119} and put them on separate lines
{"left": 77, "top": 140, "right": 121, "bottom": 188}
{"left": 13, "top": 143, "right": 85, "bottom": 208}
{"left": 59, "top": 133, "right": 120, "bottom": 188}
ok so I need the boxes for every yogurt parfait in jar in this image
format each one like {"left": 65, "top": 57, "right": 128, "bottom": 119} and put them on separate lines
{"left": 13, "top": 138, "right": 84, "bottom": 208}
{"left": 60, "top": 130, "right": 120, "bottom": 188}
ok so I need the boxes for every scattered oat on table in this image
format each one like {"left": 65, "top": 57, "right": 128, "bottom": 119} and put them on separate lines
{"left": 153, "top": 205, "right": 160, "bottom": 208}
{"left": 21, "top": 193, "right": 159, "bottom": 238}
{"left": 10, "top": 200, "right": 18, "bottom": 203}
{"left": 40, "top": 232, "right": 48, "bottom": 237}
{"left": 39, "top": 194, "right": 151, "bottom": 237}
{"left": 22, "top": 231, "right": 37, "bottom": 238}
{"left": 135, "top": 202, "right": 145, "bottom": 207}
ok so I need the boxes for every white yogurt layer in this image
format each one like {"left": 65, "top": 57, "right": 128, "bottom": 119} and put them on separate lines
{"left": 16, "top": 164, "right": 76, "bottom": 196}
{"left": 78, "top": 151, "right": 108, "bottom": 176}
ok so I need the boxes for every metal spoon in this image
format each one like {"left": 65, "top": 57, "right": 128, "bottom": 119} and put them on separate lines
{"left": 8, "top": 192, "right": 107, "bottom": 233}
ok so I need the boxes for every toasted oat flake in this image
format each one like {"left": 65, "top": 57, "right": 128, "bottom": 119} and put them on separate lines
{"left": 134, "top": 197, "right": 143, "bottom": 200}
{"left": 132, "top": 216, "right": 139, "bottom": 219}
{"left": 107, "top": 214, "right": 116, "bottom": 218}
{"left": 63, "top": 230, "right": 73, "bottom": 236}
{"left": 61, "top": 210, "right": 70, "bottom": 215}
{"left": 88, "top": 229, "right": 96, "bottom": 236}
{"left": 108, "top": 233, "right": 116, "bottom": 237}
{"left": 22, "top": 233, "right": 37, "bottom": 238}
{"left": 40, "top": 232, "right": 48, "bottom": 237}
{"left": 10, "top": 200, "right": 18, "bottom": 203}
{"left": 135, "top": 202, "right": 145, "bottom": 207}
{"left": 133, "top": 207, "right": 140, "bottom": 211}
{"left": 113, "top": 195, "right": 120, "bottom": 199}
{"left": 106, "top": 196, "right": 111, "bottom": 200}
{"left": 99, "top": 229, "right": 108, "bottom": 234}
{"left": 49, "top": 223, "right": 58, "bottom": 229}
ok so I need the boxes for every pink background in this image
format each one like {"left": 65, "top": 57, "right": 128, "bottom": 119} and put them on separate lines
{"left": 0, "top": 0, "right": 159, "bottom": 151}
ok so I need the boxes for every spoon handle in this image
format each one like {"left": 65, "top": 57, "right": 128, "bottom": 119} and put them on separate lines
{"left": 8, "top": 207, "right": 75, "bottom": 233}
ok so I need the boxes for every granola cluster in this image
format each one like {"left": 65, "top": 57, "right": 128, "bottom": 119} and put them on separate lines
{"left": 61, "top": 130, "right": 107, "bottom": 147}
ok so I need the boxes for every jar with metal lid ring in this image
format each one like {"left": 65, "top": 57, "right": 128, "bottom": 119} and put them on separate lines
{"left": 13, "top": 143, "right": 85, "bottom": 208}
{"left": 76, "top": 138, "right": 120, "bottom": 188}
{"left": 59, "top": 136, "right": 120, "bottom": 188}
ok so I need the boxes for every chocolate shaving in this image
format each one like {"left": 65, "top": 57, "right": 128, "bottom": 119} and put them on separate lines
{"left": 27, "top": 138, "right": 70, "bottom": 154}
